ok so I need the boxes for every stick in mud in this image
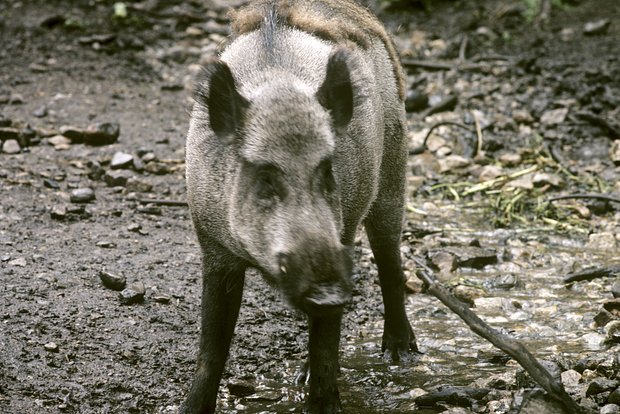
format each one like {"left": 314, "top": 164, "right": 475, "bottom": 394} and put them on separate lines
{"left": 414, "top": 258, "right": 594, "bottom": 414}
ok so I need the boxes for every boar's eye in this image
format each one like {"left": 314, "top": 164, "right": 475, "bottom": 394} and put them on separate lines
{"left": 317, "top": 158, "right": 336, "bottom": 196}
{"left": 255, "top": 164, "right": 285, "bottom": 205}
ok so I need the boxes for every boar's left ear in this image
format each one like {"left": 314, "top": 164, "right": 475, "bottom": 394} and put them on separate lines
{"left": 317, "top": 49, "right": 354, "bottom": 130}
{"left": 195, "top": 58, "right": 249, "bottom": 143}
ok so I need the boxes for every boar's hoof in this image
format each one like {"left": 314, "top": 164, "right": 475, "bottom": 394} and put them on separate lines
{"left": 295, "top": 360, "right": 310, "bottom": 385}
{"left": 304, "top": 395, "right": 342, "bottom": 414}
{"left": 382, "top": 324, "right": 420, "bottom": 363}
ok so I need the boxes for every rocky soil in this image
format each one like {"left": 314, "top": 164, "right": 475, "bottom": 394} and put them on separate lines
{"left": 1, "top": 0, "right": 619, "bottom": 413}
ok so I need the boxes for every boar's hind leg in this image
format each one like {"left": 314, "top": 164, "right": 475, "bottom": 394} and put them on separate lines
{"left": 180, "top": 249, "right": 247, "bottom": 414}
{"left": 364, "top": 122, "right": 418, "bottom": 363}
{"left": 304, "top": 311, "right": 344, "bottom": 414}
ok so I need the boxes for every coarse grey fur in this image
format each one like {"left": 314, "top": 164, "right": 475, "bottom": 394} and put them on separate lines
{"left": 182, "top": 1, "right": 416, "bottom": 413}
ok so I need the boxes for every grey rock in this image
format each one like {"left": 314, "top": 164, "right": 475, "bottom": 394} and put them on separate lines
{"left": 601, "top": 404, "right": 620, "bottom": 414}
{"left": 125, "top": 177, "right": 153, "bottom": 193}
{"left": 50, "top": 205, "right": 67, "bottom": 220}
{"left": 0, "top": 127, "right": 20, "bottom": 140}
{"left": 586, "top": 378, "right": 619, "bottom": 396}
{"left": 104, "top": 169, "right": 133, "bottom": 187}
{"left": 33, "top": 106, "right": 48, "bottom": 118}
{"left": 137, "top": 205, "right": 162, "bottom": 215}
{"left": 153, "top": 294, "right": 171, "bottom": 304}
{"left": 2, "top": 139, "right": 21, "bottom": 154}
{"left": 83, "top": 122, "right": 120, "bottom": 146}
{"left": 144, "top": 161, "right": 171, "bottom": 175}
{"left": 227, "top": 380, "right": 256, "bottom": 397}
{"left": 44, "top": 342, "right": 59, "bottom": 353}
{"left": 612, "top": 281, "right": 620, "bottom": 299}
{"left": 96, "top": 240, "right": 116, "bottom": 249}
{"left": 43, "top": 178, "right": 60, "bottom": 189}
{"left": 119, "top": 282, "right": 146, "bottom": 305}
{"left": 111, "top": 152, "right": 134, "bottom": 169}
{"left": 609, "top": 388, "right": 620, "bottom": 405}
{"left": 70, "top": 188, "right": 95, "bottom": 203}
{"left": 99, "top": 270, "right": 127, "bottom": 291}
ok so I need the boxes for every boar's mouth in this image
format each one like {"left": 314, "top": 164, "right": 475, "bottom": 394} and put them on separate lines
{"left": 302, "top": 282, "right": 351, "bottom": 316}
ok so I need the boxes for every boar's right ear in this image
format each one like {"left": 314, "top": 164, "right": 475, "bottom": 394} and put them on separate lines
{"left": 317, "top": 49, "right": 354, "bottom": 130}
{"left": 195, "top": 58, "right": 249, "bottom": 143}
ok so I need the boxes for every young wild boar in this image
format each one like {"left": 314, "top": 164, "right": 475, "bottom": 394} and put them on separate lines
{"left": 182, "top": 0, "right": 417, "bottom": 413}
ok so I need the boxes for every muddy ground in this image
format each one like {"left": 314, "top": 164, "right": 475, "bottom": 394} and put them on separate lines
{"left": 1, "top": 0, "right": 619, "bottom": 413}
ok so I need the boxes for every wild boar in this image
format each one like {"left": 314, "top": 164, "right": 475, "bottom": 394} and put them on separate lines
{"left": 182, "top": 1, "right": 417, "bottom": 413}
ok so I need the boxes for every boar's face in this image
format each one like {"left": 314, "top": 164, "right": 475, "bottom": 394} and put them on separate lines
{"left": 199, "top": 50, "right": 356, "bottom": 315}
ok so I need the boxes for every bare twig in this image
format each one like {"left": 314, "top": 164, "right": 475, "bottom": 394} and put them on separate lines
{"left": 548, "top": 193, "right": 620, "bottom": 204}
{"left": 409, "top": 121, "right": 475, "bottom": 155}
{"left": 458, "top": 35, "right": 469, "bottom": 62}
{"left": 419, "top": 95, "right": 459, "bottom": 119}
{"left": 138, "top": 199, "right": 188, "bottom": 207}
{"left": 471, "top": 111, "right": 483, "bottom": 158}
{"left": 414, "top": 258, "right": 593, "bottom": 414}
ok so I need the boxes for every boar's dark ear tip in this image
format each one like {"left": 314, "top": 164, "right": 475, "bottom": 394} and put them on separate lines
{"left": 318, "top": 47, "right": 355, "bottom": 129}
{"left": 193, "top": 57, "right": 227, "bottom": 104}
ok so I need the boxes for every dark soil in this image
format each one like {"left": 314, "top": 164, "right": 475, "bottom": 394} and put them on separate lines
{"left": 1, "top": 1, "right": 619, "bottom": 413}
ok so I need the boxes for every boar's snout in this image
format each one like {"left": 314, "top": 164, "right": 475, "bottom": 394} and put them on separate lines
{"left": 277, "top": 248, "right": 352, "bottom": 316}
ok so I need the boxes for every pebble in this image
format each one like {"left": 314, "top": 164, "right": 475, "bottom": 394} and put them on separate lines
{"left": 612, "top": 281, "right": 620, "bottom": 299}
{"left": 2, "top": 139, "right": 21, "bottom": 154}
{"left": 9, "top": 257, "right": 27, "bottom": 267}
{"left": 609, "top": 388, "right": 620, "bottom": 405}
{"left": 99, "top": 270, "right": 127, "bottom": 291}
{"left": 144, "top": 161, "right": 171, "bottom": 175}
{"left": 125, "top": 177, "right": 153, "bottom": 193}
{"left": 611, "top": 141, "right": 620, "bottom": 166}
{"left": 583, "top": 19, "right": 610, "bottom": 35}
{"left": 119, "top": 282, "right": 146, "bottom": 305}
{"left": 50, "top": 205, "right": 67, "bottom": 220}
{"left": 438, "top": 155, "right": 471, "bottom": 173}
{"left": 478, "top": 165, "right": 503, "bottom": 182}
{"left": 33, "top": 106, "right": 48, "bottom": 118}
{"left": 601, "top": 404, "right": 620, "bottom": 414}
{"left": 48, "top": 135, "right": 72, "bottom": 150}
{"left": 104, "top": 170, "right": 133, "bottom": 187}
{"left": 0, "top": 127, "right": 20, "bottom": 140}
{"left": 227, "top": 380, "right": 256, "bottom": 397}
{"left": 604, "top": 321, "right": 620, "bottom": 344}
{"left": 96, "top": 240, "right": 116, "bottom": 248}
{"left": 586, "top": 233, "right": 617, "bottom": 250}
{"left": 153, "top": 294, "right": 171, "bottom": 304}
{"left": 540, "top": 108, "right": 568, "bottom": 125}
{"left": 111, "top": 151, "right": 134, "bottom": 169}
{"left": 532, "top": 172, "right": 563, "bottom": 188}
{"left": 137, "top": 205, "right": 162, "bottom": 215}
{"left": 70, "top": 188, "right": 95, "bottom": 203}
{"left": 499, "top": 152, "right": 522, "bottom": 166}
{"left": 586, "top": 378, "right": 619, "bottom": 396}
{"left": 561, "top": 369, "right": 582, "bottom": 390}
{"left": 44, "top": 342, "right": 59, "bottom": 353}
{"left": 43, "top": 178, "right": 60, "bottom": 189}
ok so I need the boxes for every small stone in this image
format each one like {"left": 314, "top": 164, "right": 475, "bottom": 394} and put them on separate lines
{"left": 48, "top": 135, "right": 72, "bottom": 149}
{"left": 2, "top": 139, "right": 21, "bottom": 154}
{"left": 43, "top": 178, "right": 60, "bottom": 189}
{"left": 586, "top": 232, "right": 617, "bottom": 250}
{"left": 125, "top": 177, "right": 153, "bottom": 193}
{"left": 33, "top": 106, "right": 48, "bottom": 118}
{"left": 137, "top": 205, "right": 162, "bottom": 215}
{"left": 493, "top": 274, "right": 518, "bottom": 290}
{"left": 59, "top": 125, "right": 85, "bottom": 142}
{"left": 96, "top": 240, "right": 116, "bottom": 248}
{"left": 70, "top": 188, "right": 95, "bottom": 203}
{"left": 99, "top": 270, "right": 127, "bottom": 291}
{"left": 595, "top": 308, "right": 616, "bottom": 328}
{"left": 144, "top": 161, "right": 171, "bottom": 175}
{"left": 153, "top": 294, "right": 171, "bottom": 304}
{"left": 560, "top": 369, "right": 582, "bottom": 390}
{"left": 405, "top": 89, "right": 428, "bottom": 113}
{"left": 0, "top": 115, "right": 11, "bottom": 127}
{"left": 0, "top": 127, "right": 20, "bottom": 140}
{"left": 61, "top": 122, "right": 120, "bottom": 146}
{"left": 612, "top": 281, "right": 620, "bottom": 299}
{"left": 499, "top": 152, "right": 522, "bottom": 166}
{"left": 104, "top": 170, "right": 133, "bottom": 187}
{"left": 540, "top": 108, "right": 568, "bottom": 125}
{"left": 532, "top": 172, "right": 563, "bottom": 188}
{"left": 605, "top": 321, "right": 620, "bottom": 344}
{"left": 44, "top": 342, "right": 59, "bottom": 353}
{"left": 609, "top": 388, "right": 620, "bottom": 405}
{"left": 583, "top": 19, "right": 610, "bottom": 35}
{"left": 127, "top": 223, "right": 142, "bottom": 232}
{"left": 9, "top": 257, "right": 27, "bottom": 267}
{"left": 478, "top": 165, "right": 503, "bottom": 182}
{"left": 111, "top": 152, "right": 134, "bottom": 169}
{"left": 119, "top": 282, "right": 146, "bottom": 305}
{"left": 513, "top": 109, "right": 534, "bottom": 124}
{"left": 50, "top": 205, "right": 67, "bottom": 220}
{"left": 9, "top": 93, "right": 24, "bottom": 104}
{"left": 227, "top": 380, "right": 256, "bottom": 397}
{"left": 601, "top": 404, "right": 620, "bottom": 414}
{"left": 586, "top": 378, "right": 619, "bottom": 396}
{"left": 438, "top": 155, "right": 471, "bottom": 173}
{"left": 453, "top": 285, "right": 484, "bottom": 307}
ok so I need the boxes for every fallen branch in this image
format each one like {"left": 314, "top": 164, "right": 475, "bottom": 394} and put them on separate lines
{"left": 414, "top": 258, "right": 593, "bottom": 414}
{"left": 402, "top": 59, "right": 508, "bottom": 72}
{"left": 564, "top": 265, "right": 620, "bottom": 284}
{"left": 461, "top": 165, "right": 539, "bottom": 196}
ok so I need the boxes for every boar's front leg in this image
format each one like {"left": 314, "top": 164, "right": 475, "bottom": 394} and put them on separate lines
{"left": 304, "top": 311, "right": 343, "bottom": 414}
{"left": 180, "top": 247, "right": 247, "bottom": 414}
{"left": 364, "top": 122, "right": 418, "bottom": 363}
